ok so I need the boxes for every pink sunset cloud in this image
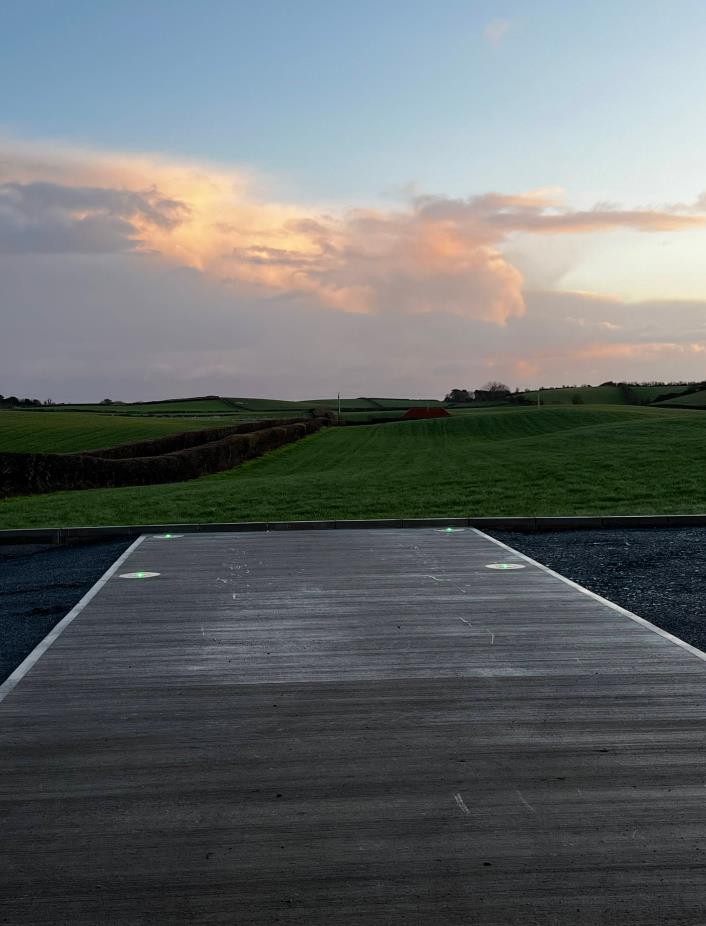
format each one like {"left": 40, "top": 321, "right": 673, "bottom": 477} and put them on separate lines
{"left": 3, "top": 137, "right": 706, "bottom": 400}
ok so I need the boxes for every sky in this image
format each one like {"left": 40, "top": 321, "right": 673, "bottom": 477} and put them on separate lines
{"left": 2, "top": 0, "right": 706, "bottom": 401}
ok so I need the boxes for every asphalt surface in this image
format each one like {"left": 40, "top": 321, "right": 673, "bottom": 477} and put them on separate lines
{"left": 491, "top": 527, "right": 706, "bottom": 653}
{"left": 0, "top": 540, "right": 129, "bottom": 681}
{"left": 1, "top": 528, "right": 706, "bottom": 684}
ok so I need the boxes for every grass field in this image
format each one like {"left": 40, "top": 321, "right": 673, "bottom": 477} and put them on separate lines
{"left": 632, "top": 384, "right": 692, "bottom": 402}
{"left": 657, "top": 388, "right": 706, "bottom": 408}
{"left": 0, "top": 411, "right": 234, "bottom": 453}
{"left": 521, "top": 384, "right": 691, "bottom": 405}
{"left": 522, "top": 385, "right": 626, "bottom": 404}
{"left": 33, "top": 395, "right": 443, "bottom": 416}
{"left": 42, "top": 399, "right": 237, "bottom": 414}
{"left": 2, "top": 405, "right": 704, "bottom": 528}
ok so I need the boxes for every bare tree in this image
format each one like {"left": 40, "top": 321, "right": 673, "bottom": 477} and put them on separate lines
{"left": 481, "top": 381, "right": 510, "bottom": 394}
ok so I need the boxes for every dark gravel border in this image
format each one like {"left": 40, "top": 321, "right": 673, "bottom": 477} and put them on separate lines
{"left": 0, "top": 540, "right": 130, "bottom": 682}
{"left": 491, "top": 527, "right": 706, "bottom": 654}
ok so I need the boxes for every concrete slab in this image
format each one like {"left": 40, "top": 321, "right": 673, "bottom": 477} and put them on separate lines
{"left": 1, "top": 528, "right": 706, "bottom": 924}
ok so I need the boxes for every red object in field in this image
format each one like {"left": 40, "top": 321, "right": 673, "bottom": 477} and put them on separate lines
{"left": 403, "top": 407, "right": 450, "bottom": 419}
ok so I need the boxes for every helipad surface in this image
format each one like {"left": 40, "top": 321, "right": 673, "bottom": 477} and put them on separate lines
{"left": 1, "top": 528, "right": 705, "bottom": 924}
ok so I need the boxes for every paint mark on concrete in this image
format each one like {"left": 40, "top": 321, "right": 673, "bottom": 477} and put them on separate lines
{"left": 453, "top": 792, "right": 470, "bottom": 815}
{"left": 516, "top": 789, "right": 537, "bottom": 814}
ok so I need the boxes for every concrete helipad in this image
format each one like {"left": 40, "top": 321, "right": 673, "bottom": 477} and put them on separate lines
{"left": 1, "top": 528, "right": 705, "bottom": 924}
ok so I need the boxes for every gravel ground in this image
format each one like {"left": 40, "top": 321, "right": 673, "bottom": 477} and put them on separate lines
{"left": 1, "top": 529, "right": 706, "bottom": 685}
{"left": 0, "top": 540, "right": 129, "bottom": 682}
{"left": 491, "top": 527, "right": 706, "bottom": 653}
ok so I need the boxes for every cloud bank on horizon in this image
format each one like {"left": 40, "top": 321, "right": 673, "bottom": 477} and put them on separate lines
{"left": 2, "top": 136, "right": 706, "bottom": 401}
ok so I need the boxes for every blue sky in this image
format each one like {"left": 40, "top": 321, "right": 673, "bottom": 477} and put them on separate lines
{"left": 2, "top": 1, "right": 706, "bottom": 400}
{"left": 5, "top": 0, "right": 706, "bottom": 203}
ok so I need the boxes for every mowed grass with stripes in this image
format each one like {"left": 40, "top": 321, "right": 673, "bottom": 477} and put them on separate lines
{"left": 1, "top": 405, "right": 705, "bottom": 527}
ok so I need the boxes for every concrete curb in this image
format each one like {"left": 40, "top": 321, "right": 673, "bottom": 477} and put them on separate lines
{"left": 2, "top": 513, "right": 706, "bottom": 544}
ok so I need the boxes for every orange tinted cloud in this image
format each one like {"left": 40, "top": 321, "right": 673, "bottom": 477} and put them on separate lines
{"left": 2, "top": 138, "right": 705, "bottom": 326}
{"left": 572, "top": 341, "right": 706, "bottom": 360}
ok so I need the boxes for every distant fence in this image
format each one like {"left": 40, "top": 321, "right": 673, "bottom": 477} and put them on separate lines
{"left": 0, "top": 417, "right": 329, "bottom": 498}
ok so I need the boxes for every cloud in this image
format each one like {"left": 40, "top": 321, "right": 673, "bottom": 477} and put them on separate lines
{"left": 1, "top": 139, "right": 704, "bottom": 328}
{"left": 483, "top": 18, "right": 511, "bottom": 45}
{"left": 0, "top": 180, "right": 188, "bottom": 254}
{"left": 2, "top": 136, "right": 706, "bottom": 400}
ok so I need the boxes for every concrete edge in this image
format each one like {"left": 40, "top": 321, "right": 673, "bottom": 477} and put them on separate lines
{"left": 2, "top": 513, "right": 706, "bottom": 543}
{"left": 474, "top": 528, "right": 706, "bottom": 666}
{"left": 0, "top": 535, "right": 146, "bottom": 703}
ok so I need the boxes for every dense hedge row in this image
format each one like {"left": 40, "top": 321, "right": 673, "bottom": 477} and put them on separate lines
{"left": 0, "top": 418, "right": 327, "bottom": 498}
{"left": 87, "top": 417, "right": 305, "bottom": 459}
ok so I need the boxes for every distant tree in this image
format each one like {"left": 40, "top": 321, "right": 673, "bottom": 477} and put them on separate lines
{"left": 308, "top": 406, "right": 336, "bottom": 422}
{"left": 43, "top": 398, "right": 55, "bottom": 406}
{"left": 474, "top": 381, "right": 512, "bottom": 402}
{"left": 481, "top": 380, "right": 510, "bottom": 395}
{"left": 444, "top": 388, "right": 472, "bottom": 403}
{"left": 100, "top": 398, "right": 114, "bottom": 405}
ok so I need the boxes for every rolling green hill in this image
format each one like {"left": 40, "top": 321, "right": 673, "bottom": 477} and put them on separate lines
{"left": 26, "top": 395, "right": 442, "bottom": 416}
{"left": 631, "top": 384, "right": 693, "bottom": 403}
{"left": 519, "top": 383, "right": 697, "bottom": 406}
{"left": 41, "top": 398, "right": 235, "bottom": 415}
{"left": 522, "top": 385, "right": 626, "bottom": 405}
{"left": 3, "top": 405, "right": 705, "bottom": 527}
{"left": 0, "top": 410, "right": 233, "bottom": 453}
{"left": 657, "top": 388, "right": 706, "bottom": 408}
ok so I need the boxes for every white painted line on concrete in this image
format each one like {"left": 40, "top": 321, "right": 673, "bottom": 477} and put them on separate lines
{"left": 0, "top": 535, "right": 146, "bottom": 705}
{"left": 516, "top": 788, "right": 537, "bottom": 814}
{"left": 474, "top": 528, "right": 706, "bottom": 665}
{"left": 453, "top": 792, "right": 470, "bottom": 814}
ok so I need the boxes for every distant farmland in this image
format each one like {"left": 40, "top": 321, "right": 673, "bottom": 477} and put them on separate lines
{"left": 0, "top": 410, "right": 232, "bottom": 453}
{"left": 34, "top": 395, "right": 443, "bottom": 416}
{"left": 656, "top": 388, "right": 706, "bottom": 408}
{"left": 521, "top": 384, "right": 692, "bottom": 405}
{"left": 3, "top": 405, "right": 706, "bottom": 528}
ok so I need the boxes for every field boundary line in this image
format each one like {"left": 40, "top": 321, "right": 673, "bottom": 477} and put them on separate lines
{"left": 0, "top": 535, "right": 145, "bottom": 704}
{"left": 474, "top": 528, "right": 706, "bottom": 665}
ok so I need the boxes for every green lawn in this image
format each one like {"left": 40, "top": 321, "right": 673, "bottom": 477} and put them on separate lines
{"left": 2, "top": 406, "right": 704, "bottom": 528}
{"left": 0, "top": 410, "right": 235, "bottom": 453}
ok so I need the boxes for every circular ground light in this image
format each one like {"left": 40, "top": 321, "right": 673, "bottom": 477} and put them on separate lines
{"left": 435, "top": 527, "right": 466, "bottom": 533}
{"left": 154, "top": 534, "right": 183, "bottom": 539}
{"left": 119, "top": 571, "right": 161, "bottom": 579}
{"left": 485, "top": 563, "right": 525, "bottom": 570}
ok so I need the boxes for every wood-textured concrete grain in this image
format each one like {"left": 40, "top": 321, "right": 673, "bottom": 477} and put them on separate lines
{"left": 1, "top": 528, "right": 705, "bottom": 924}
